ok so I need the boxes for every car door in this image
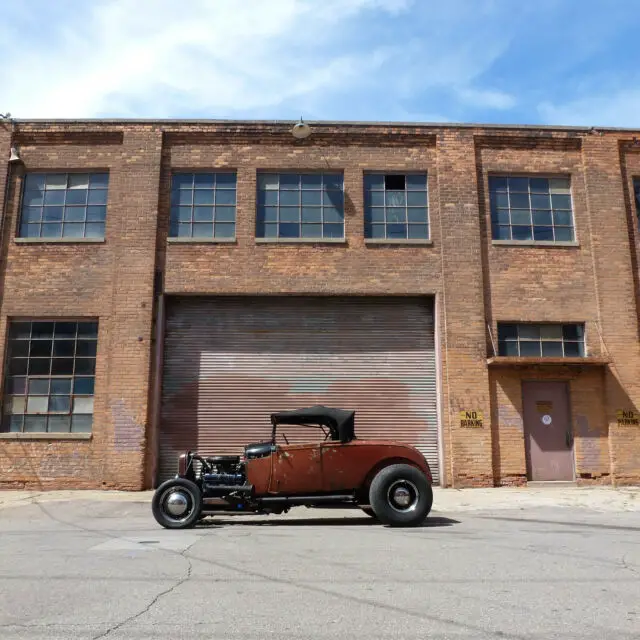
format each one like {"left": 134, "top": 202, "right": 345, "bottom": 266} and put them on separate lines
{"left": 320, "top": 441, "right": 368, "bottom": 492}
{"left": 268, "top": 443, "right": 323, "bottom": 494}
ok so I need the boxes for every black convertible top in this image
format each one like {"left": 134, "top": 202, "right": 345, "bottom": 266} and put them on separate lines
{"left": 270, "top": 405, "right": 356, "bottom": 443}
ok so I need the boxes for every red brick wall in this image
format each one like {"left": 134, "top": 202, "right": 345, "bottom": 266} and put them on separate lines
{"left": 162, "top": 139, "right": 441, "bottom": 294}
{"left": 479, "top": 132, "right": 640, "bottom": 486}
{"left": 582, "top": 136, "right": 640, "bottom": 486}
{"left": 0, "top": 122, "right": 638, "bottom": 490}
{"left": 436, "top": 131, "right": 493, "bottom": 487}
{"left": 0, "top": 127, "right": 161, "bottom": 489}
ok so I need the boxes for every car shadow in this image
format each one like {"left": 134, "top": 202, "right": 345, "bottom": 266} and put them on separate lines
{"left": 196, "top": 515, "right": 459, "bottom": 528}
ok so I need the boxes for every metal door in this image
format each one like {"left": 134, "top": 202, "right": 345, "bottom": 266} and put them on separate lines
{"left": 522, "top": 381, "right": 574, "bottom": 481}
{"left": 158, "top": 296, "right": 439, "bottom": 483}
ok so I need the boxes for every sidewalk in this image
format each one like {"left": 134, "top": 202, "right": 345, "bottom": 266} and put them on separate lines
{"left": 1, "top": 485, "right": 639, "bottom": 512}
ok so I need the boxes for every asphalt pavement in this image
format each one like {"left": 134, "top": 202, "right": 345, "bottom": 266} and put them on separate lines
{"left": 0, "top": 489, "right": 639, "bottom": 639}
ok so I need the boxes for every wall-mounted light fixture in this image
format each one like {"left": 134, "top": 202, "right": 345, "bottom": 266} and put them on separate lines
{"left": 291, "top": 117, "right": 312, "bottom": 139}
{"left": 8, "top": 146, "right": 21, "bottom": 163}
{"left": 1, "top": 112, "right": 22, "bottom": 165}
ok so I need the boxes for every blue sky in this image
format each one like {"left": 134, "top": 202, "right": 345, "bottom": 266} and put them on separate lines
{"left": 1, "top": 0, "right": 639, "bottom": 127}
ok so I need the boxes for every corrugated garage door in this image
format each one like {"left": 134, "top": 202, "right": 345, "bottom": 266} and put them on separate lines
{"left": 158, "top": 296, "right": 440, "bottom": 484}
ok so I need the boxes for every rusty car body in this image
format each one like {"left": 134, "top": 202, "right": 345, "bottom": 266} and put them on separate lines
{"left": 152, "top": 405, "right": 434, "bottom": 528}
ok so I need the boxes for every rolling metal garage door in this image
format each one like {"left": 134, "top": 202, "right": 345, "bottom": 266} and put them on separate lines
{"left": 158, "top": 296, "right": 440, "bottom": 483}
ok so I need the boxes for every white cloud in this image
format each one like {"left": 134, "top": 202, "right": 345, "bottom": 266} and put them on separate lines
{"left": 539, "top": 90, "right": 640, "bottom": 128}
{"left": 0, "top": 0, "right": 409, "bottom": 118}
{"left": 456, "top": 87, "right": 516, "bottom": 111}
{"left": 0, "top": 0, "right": 516, "bottom": 120}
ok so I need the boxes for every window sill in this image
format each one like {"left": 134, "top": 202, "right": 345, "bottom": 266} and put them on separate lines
{"left": 491, "top": 240, "right": 579, "bottom": 248}
{"left": 255, "top": 238, "right": 347, "bottom": 245}
{"left": 0, "top": 432, "right": 92, "bottom": 441}
{"left": 14, "top": 237, "right": 106, "bottom": 245}
{"left": 365, "top": 239, "right": 433, "bottom": 246}
{"left": 168, "top": 237, "right": 237, "bottom": 244}
{"left": 487, "top": 356, "right": 610, "bottom": 368}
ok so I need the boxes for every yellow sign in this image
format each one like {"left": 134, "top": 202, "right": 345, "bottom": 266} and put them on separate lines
{"left": 460, "top": 410, "right": 484, "bottom": 428}
{"left": 616, "top": 410, "right": 639, "bottom": 426}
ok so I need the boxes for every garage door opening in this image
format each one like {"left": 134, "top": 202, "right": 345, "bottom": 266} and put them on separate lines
{"left": 158, "top": 296, "right": 440, "bottom": 484}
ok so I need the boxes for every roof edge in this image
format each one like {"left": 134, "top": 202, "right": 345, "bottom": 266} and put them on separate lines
{"left": 5, "top": 117, "right": 640, "bottom": 134}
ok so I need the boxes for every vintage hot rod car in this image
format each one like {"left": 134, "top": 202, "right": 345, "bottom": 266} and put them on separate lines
{"left": 152, "top": 405, "right": 434, "bottom": 528}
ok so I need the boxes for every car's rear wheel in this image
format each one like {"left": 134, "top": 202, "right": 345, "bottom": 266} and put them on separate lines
{"left": 368, "top": 464, "right": 432, "bottom": 527}
{"left": 152, "top": 478, "right": 202, "bottom": 529}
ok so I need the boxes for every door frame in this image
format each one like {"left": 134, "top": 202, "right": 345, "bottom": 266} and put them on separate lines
{"left": 521, "top": 379, "right": 576, "bottom": 482}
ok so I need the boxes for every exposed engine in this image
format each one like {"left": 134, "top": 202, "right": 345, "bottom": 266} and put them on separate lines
{"left": 203, "top": 472, "right": 246, "bottom": 486}
{"left": 193, "top": 442, "right": 273, "bottom": 489}
{"left": 202, "top": 455, "right": 246, "bottom": 487}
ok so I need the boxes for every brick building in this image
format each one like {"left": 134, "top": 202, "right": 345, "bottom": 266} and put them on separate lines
{"left": 0, "top": 118, "right": 639, "bottom": 490}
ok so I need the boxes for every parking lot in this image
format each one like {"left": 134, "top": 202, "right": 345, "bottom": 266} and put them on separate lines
{"left": 1, "top": 488, "right": 639, "bottom": 639}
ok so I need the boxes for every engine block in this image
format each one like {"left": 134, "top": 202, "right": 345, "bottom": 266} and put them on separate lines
{"left": 203, "top": 472, "right": 246, "bottom": 486}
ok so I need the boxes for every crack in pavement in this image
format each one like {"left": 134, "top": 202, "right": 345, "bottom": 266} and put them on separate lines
{"left": 29, "top": 499, "right": 198, "bottom": 640}
{"left": 28, "top": 500, "right": 526, "bottom": 640}
{"left": 91, "top": 542, "right": 196, "bottom": 640}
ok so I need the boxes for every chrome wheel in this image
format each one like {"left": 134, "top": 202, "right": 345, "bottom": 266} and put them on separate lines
{"left": 159, "top": 487, "right": 195, "bottom": 524}
{"left": 387, "top": 479, "right": 419, "bottom": 513}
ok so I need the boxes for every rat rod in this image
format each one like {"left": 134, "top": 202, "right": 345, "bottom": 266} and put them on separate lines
{"left": 152, "top": 405, "right": 434, "bottom": 528}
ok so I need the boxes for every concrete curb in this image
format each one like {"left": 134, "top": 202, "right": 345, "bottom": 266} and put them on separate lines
{"left": 1, "top": 485, "right": 639, "bottom": 512}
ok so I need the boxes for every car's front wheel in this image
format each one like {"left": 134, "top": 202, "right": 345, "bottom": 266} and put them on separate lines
{"left": 152, "top": 478, "right": 202, "bottom": 529}
{"left": 368, "top": 464, "right": 432, "bottom": 527}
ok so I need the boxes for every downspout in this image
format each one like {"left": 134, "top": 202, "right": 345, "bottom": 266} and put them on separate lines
{"left": 149, "top": 270, "right": 165, "bottom": 488}
{"left": 0, "top": 116, "right": 21, "bottom": 420}
{"left": 0, "top": 115, "right": 20, "bottom": 265}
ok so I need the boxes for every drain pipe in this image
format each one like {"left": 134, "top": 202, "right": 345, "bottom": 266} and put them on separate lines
{"left": 148, "top": 270, "right": 166, "bottom": 488}
{"left": 0, "top": 116, "right": 23, "bottom": 419}
{"left": 0, "top": 114, "right": 22, "bottom": 260}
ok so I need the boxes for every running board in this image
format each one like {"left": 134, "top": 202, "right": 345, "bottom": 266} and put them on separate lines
{"left": 258, "top": 494, "right": 356, "bottom": 506}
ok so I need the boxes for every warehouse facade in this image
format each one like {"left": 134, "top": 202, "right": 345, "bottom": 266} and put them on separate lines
{"left": 0, "top": 118, "right": 639, "bottom": 490}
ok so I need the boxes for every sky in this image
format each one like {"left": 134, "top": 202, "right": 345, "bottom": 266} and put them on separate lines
{"left": 0, "top": 0, "right": 639, "bottom": 127}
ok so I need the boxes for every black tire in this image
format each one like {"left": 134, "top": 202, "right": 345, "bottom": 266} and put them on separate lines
{"left": 368, "top": 464, "right": 433, "bottom": 527}
{"left": 360, "top": 506, "right": 377, "bottom": 518}
{"left": 152, "top": 478, "right": 202, "bottom": 529}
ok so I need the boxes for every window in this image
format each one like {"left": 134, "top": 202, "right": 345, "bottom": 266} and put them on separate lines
{"left": 256, "top": 172, "right": 344, "bottom": 239}
{"left": 497, "top": 323, "right": 585, "bottom": 357}
{"left": 364, "top": 173, "right": 429, "bottom": 240}
{"left": 2, "top": 321, "right": 98, "bottom": 433}
{"left": 489, "top": 176, "right": 574, "bottom": 243}
{"left": 19, "top": 173, "right": 108, "bottom": 239}
{"left": 170, "top": 172, "right": 236, "bottom": 239}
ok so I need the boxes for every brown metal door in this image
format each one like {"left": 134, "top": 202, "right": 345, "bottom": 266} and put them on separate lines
{"left": 158, "top": 296, "right": 439, "bottom": 484}
{"left": 522, "top": 381, "right": 574, "bottom": 481}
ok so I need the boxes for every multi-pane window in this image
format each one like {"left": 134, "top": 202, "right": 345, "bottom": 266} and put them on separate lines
{"left": 497, "top": 323, "right": 585, "bottom": 357}
{"left": 256, "top": 172, "right": 344, "bottom": 239}
{"left": 170, "top": 172, "right": 236, "bottom": 239}
{"left": 19, "top": 173, "right": 108, "bottom": 239}
{"left": 490, "top": 176, "right": 574, "bottom": 243}
{"left": 2, "top": 321, "right": 98, "bottom": 433}
{"left": 364, "top": 173, "right": 429, "bottom": 240}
